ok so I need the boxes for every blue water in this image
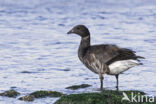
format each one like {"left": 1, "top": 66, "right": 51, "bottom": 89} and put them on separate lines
{"left": 0, "top": 0, "right": 156, "bottom": 103}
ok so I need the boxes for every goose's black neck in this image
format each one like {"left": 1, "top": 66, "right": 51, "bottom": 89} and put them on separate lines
{"left": 78, "top": 35, "right": 90, "bottom": 59}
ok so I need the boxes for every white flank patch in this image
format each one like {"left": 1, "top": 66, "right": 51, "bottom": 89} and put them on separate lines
{"left": 108, "top": 59, "right": 140, "bottom": 75}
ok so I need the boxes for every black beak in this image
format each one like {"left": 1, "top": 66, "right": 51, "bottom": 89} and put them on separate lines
{"left": 67, "top": 29, "right": 74, "bottom": 34}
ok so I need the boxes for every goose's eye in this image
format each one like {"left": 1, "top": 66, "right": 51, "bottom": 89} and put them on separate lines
{"left": 77, "top": 27, "right": 80, "bottom": 30}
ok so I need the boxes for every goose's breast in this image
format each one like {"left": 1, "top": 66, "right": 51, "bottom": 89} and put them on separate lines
{"left": 82, "top": 54, "right": 104, "bottom": 74}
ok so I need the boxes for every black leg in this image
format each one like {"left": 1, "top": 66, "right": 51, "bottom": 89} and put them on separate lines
{"left": 115, "top": 74, "right": 119, "bottom": 90}
{"left": 99, "top": 74, "right": 104, "bottom": 90}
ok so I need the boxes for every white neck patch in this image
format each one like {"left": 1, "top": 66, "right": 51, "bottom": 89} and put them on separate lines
{"left": 82, "top": 35, "right": 90, "bottom": 40}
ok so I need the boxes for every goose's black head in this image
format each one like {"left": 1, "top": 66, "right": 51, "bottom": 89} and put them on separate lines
{"left": 67, "top": 25, "right": 90, "bottom": 38}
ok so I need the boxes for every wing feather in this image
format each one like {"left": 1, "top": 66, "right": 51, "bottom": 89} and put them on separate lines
{"left": 85, "top": 44, "right": 144, "bottom": 66}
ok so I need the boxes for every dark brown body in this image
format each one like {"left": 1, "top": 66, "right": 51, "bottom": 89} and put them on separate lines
{"left": 68, "top": 25, "right": 144, "bottom": 90}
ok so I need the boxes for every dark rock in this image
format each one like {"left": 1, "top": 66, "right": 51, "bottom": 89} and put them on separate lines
{"left": 30, "top": 90, "right": 63, "bottom": 98}
{"left": 66, "top": 84, "right": 91, "bottom": 90}
{"left": 21, "top": 71, "right": 36, "bottom": 74}
{"left": 54, "top": 90, "right": 155, "bottom": 104}
{"left": 19, "top": 95, "right": 35, "bottom": 101}
{"left": 0, "top": 90, "right": 20, "bottom": 98}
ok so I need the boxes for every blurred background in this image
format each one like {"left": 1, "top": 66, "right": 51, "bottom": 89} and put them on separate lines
{"left": 0, "top": 0, "right": 156, "bottom": 103}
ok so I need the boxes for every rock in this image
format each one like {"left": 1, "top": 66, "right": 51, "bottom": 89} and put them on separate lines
{"left": 29, "top": 90, "right": 63, "bottom": 98}
{"left": 54, "top": 90, "right": 154, "bottom": 104}
{"left": 19, "top": 95, "right": 35, "bottom": 101}
{"left": 54, "top": 93, "right": 111, "bottom": 104}
{"left": 66, "top": 84, "right": 91, "bottom": 90}
{"left": 0, "top": 90, "right": 20, "bottom": 98}
{"left": 18, "top": 90, "right": 64, "bottom": 102}
{"left": 21, "top": 71, "right": 36, "bottom": 74}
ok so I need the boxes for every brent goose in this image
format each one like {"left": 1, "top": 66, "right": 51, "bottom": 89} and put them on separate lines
{"left": 67, "top": 25, "right": 144, "bottom": 90}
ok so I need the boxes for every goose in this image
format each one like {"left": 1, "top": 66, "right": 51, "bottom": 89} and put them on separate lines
{"left": 67, "top": 25, "right": 144, "bottom": 90}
